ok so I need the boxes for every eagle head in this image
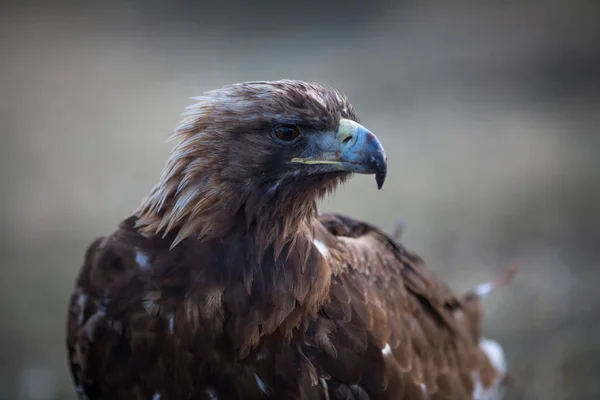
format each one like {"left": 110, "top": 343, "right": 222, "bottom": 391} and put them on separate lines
{"left": 136, "top": 80, "right": 387, "bottom": 248}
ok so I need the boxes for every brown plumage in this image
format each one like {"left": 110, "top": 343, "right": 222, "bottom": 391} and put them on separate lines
{"left": 66, "top": 80, "right": 511, "bottom": 400}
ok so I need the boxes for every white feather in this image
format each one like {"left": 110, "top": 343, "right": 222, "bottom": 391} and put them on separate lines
{"left": 320, "top": 378, "right": 330, "bottom": 400}
{"left": 472, "top": 337, "right": 507, "bottom": 400}
{"left": 480, "top": 338, "right": 507, "bottom": 375}
{"left": 382, "top": 343, "right": 392, "bottom": 356}
{"left": 255, "top": 374, "right": 268, "bottom": 394}
{"left": 473, "top": 282, "right": 495, "bottom": 297}
{"left": 135, "top": 251, "right": 149, "bottom": 268}
{"left": 167, "top": 312, "right": 174, "bottom": 334}
{"left": 76, "top": 291, "right": 88, "bottom": 326}
{"left": 204, "top": 387, "right": 218, "bottom": 399}
{"left": 313, "top": 239, "right": 330, "bottom": 258}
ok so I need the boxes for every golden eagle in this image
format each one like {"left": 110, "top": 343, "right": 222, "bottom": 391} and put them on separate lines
{"left": 67, "top": 80, "right": 511, "bottom": 399}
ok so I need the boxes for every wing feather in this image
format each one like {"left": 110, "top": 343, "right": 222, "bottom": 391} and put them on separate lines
{"left": 314, "top": 213, "right": 504, "bottom": 399}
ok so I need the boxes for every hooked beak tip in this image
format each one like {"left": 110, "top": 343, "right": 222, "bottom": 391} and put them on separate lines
{"left": 376, "top": 157, "right": 387, "bottom": 189}
{"left": 336, "top": 120, "right": 388, "bottom": 189}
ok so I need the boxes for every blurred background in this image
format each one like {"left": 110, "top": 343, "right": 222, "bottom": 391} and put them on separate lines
{"left": 1, "top": 0, "right": 599, "bottom": 398}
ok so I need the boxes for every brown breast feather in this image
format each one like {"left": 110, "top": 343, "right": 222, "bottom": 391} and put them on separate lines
{"left": 66, "top": 215, "right": 505, "bottom": 400}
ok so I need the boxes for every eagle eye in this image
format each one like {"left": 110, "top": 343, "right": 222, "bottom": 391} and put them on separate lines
{"left": 272, "top": 125, "right": 302, "bottom": 145}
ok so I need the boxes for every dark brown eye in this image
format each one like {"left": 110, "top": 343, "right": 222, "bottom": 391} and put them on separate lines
{"left": 272, "top": 125, "right": 301, "bottom": 144}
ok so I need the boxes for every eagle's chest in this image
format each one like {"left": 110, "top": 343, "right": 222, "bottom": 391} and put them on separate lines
{"left": 130, "top": 238, "right": 341, "bottom": 397}
{"left": 149, "top": 236, "right": 332, "bottom": 344}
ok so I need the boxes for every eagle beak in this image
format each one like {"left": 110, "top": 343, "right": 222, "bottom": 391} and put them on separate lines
{"left": 292, "top": 118, "right": 388, "bottom": 189}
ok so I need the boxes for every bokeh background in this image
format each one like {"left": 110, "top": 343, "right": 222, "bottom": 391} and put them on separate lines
{"left": 1, "top": 0, "right": 599, "bottom": 399}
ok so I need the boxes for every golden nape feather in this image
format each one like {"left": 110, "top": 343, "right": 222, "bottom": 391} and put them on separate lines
{"left": 66, "top": 80, "right": 514, "bottom": 400}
